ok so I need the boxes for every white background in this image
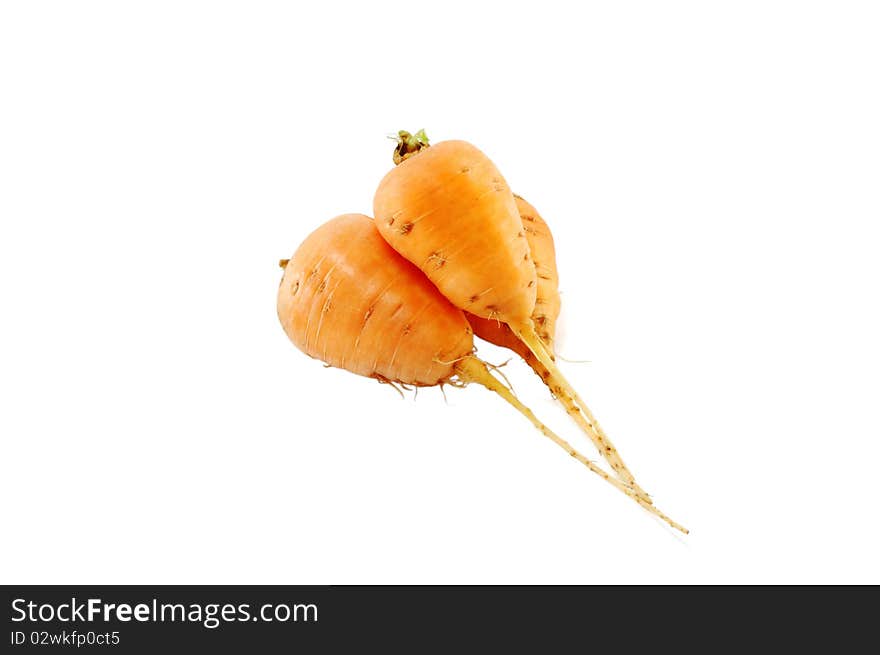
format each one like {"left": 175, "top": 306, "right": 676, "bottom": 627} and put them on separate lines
{"left": 2, "top": 1, "right": 878, "bottom": 584}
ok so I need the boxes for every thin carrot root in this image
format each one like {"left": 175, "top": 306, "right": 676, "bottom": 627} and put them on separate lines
{"left": 454, "top": 356, "right": 631, "bottom": 495}
{"left": 484, "top": 359, "right": 515, "bottom": 395}
{"left": 455, "top": 356, "right": 686, "bottom": 533}
{"left": 558, "top": 382, "right": 654, "bottom": 502}
{"left": 374, "top": 374, "right": 406, "bottom": 399}
{"left": 516, "top": 325, "right": 653, "bottom": 504}
{"left": 634, "top": 498, "right": 689, "bottom": 534}
{"left": 556, "top": 353, "right": 591, "bottom": 364}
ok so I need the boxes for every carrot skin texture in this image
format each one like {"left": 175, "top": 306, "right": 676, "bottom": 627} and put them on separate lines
{"left": 277, "top": 213, "right": 473, "bottom": 387}
{"left": 513, "top": 194, "right": 560, "bottom": 349}
{"left": 467, "top": 194, "right": 560, "bottom": 358}
{"left": 374, "top": 140, "right": 537, "bottom": 325}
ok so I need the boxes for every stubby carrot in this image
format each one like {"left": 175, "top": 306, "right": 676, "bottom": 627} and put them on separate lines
{"left": 374, "top": 132, "right": 660, "bottom": 508}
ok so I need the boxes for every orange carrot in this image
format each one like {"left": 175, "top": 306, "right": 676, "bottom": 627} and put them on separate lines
{"left": 375, "top": 138, "right": 536, "bottom": 325}
{"left": 277, "top": 213, "right": 685, "bottom": 531}
{"left": 466, "top": 194, "right": 559, "bottom": 361}
{"left": 374, "top": 133, "right": 660, "bottom": 508}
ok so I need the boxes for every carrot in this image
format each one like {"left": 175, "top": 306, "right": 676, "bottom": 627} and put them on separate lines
{"left": 466, "top": 194, "right": 559, "bottom": 360}
{"left": 374, "top": 132, "right": 661, "bottom": 509}
{"left": 277, "top": 212, "right": 685, "bottom": 531}
{"left": 466, "top": 193, "right": 650, "bottom": 502}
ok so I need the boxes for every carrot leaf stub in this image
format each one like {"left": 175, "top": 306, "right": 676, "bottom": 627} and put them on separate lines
{"left": 392, "top": 129, "right": 430, "bottom": 165}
